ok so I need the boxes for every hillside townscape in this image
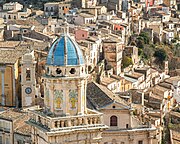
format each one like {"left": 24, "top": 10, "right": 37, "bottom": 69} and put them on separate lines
{"left": 0, "top": 0, "right": 179, "bottom": 144}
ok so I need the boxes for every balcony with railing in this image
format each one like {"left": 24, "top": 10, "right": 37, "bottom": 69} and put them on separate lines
{"left": 28, "top": 109, "right": 106, "bottom": 132}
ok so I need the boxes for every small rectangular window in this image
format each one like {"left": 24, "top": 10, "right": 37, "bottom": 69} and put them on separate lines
{"left": 138, "top": 140, "right": 143, "bottom": 144}
{"left": 26, "top": 68, "right": 31, "bottom": 81}
{"left": 51, "top": 7, "right": 53, "bottom": 11}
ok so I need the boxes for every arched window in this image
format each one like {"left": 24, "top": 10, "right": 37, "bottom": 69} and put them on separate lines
{"left": 110, "top": 116, "right": 118, "bottom": 126}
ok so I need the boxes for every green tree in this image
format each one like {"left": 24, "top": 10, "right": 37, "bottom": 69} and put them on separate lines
{"left": 130, "top": 41, "right": 136, "bottom": 46}
{"left": 154, "top": 49, "right": 167, "bottom": 63}
{"left": 136, "top": 39, "right": 144, "bottom": 49}
{"left": 142, "top": 45, "right": 155, "bottom": 60}
{"left": 122, "top": 56, "right": 133, "bottom": 68}
{"left": 138, "top": 48, "right": 143, "bottom": 56}
{"left": 139, "top": 32, "right": 150, "bottom": 44}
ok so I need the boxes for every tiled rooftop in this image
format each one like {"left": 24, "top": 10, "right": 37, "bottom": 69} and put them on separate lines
{"left": 87, "top": 82, "right": 128, "bottom": 110}
{"left": 101, "top": 77, "right": 117, "bottom": 85}
{"left": 125, "top": 72, "right": 144, "bottom": 79}
{"left": 153, "top": 85, "right": 170, "bottom": 92}
{"left": 165, "top": 76, "right": 180, "bottom": 84}
{"left": 110, "top": 74, "right": 124, "bottom": 80}
{"left": 14, "top": 114, "right": 31, "bottom": 136}
{"left": 0, "top": 41, "right": 20, "bottom": 48}
{"left": 79, "top": 13, "right": 94, "bottom": 18}
{"left": 0, "top": 109, "right": 24, "bottom": 121}
{"left": 87, "top": 82, "right": 114, "bottom": 109}
{"left": 0, "top": 48, "right": 28, "bottom": 64}
{"left": 15, "top": 123, "right": 31, "bottom": 135}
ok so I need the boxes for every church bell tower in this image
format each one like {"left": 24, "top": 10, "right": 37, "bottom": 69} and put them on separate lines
{"left": 21, "top": 51, "right": 37, "bottom": 107}
{"left": 28, "top": 21, "right": 107, "bottom": 144}
{"left": 44, "top": 26, "right": 87, "bottom": 116}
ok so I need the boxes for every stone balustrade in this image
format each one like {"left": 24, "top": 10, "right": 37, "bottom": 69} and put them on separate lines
{"left": 28, "top": 109, "right": 103, "bottom": 131}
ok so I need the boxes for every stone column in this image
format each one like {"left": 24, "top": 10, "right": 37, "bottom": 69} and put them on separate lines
{"left": 148, "top": 131, "right": 153, "bottom": 144}
{"left": 12, "top": 65, "right": 16, "bottom": 107}
{"left": 64, "top": 80, "right": 70, "bottom": 116}
{"left": 84, "top": 78, "right": 87, "bottom": 114}
{"left": 148, "top": 138, "right": 152, "bottom": 144}
{"left": 129, "top": 108, "right": 133, "bottom": 128}
{"left": 0, "top": 67, "right": 5, "bottom": 106}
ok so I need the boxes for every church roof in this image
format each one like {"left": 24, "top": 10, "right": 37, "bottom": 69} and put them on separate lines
{"left": 86, "top": 82, "right": 113, "bottom": 110}
{"left": 87, "top": 82, "right": 129, "bottom": 110}
{"left": 46, "top": 34, "right": 84, "bottom": 66}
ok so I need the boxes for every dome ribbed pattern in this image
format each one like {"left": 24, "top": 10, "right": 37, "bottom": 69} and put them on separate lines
{"left": 46, "top": 34, "right": 84, "bottom": 66}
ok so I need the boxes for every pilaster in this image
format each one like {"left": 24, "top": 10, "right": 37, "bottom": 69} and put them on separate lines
{"left": 78, "top": 80, "right": 82, "bottom": 115}
{"left": 64, "top": 80, "right": 70, "bottom": 116}
{"left": 49, "top": 81, "right": 54, "bottom": 113}
{"left": 84, "top": 78, "right": 87, "bottom": 114}
{"left": 0, "top": 66, "right": 6, "bottom": 106}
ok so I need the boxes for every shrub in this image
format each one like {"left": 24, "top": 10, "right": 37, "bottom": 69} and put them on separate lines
{"left": 154, "top": 49, "right": 167, "bottom": 63}
{"left": 122, "top": 56, "right": 133, "bottom": 68}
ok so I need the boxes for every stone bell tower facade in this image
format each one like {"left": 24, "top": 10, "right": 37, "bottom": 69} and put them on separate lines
{"left": 44, "top": 39, "right": 87, "bottom": 116}
{"left": 21, "top": 51, "right": 36, "bottom": 107}
{"left": 44, "top": 67, "right": 87, "bottom": 116}
{"left": 28, "top": 23, "right": 107, "bottom": 144}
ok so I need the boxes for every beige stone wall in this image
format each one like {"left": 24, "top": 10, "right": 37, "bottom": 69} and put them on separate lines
{"left": 32, "top": 127, "right": 103, "bottom": 144}
{"left": 0, "top": 65, "right": 14, "bottom": 106}
{"left": 101, "top": 109, "right": 130, "bottom": 129}
{"left": 120, "top": 79, "right": 132, "bottom": 92}
{"left": 44, "top": 76, "right": 87, "bottom": 116}
{"left": 99, "top": 103, "right": 157, "bottom": 144}
{"left": 0, "top": 119, "right": 13, "bottom": 144}
{"left": 101, "top": 131, "right": 151, "bottom": 144}
{"left": 21, "top": 52, "right": 37, "bottom": 107}
{"left": 103, "top": 43, "right": 123, "bottom": 75}
{"left": 171, "top": 129, "right": 180, "bottom": 144}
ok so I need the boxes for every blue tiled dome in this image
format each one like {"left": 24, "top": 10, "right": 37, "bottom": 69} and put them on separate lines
{"left": 46, "top": 34, "right": 84, "bottom": 66}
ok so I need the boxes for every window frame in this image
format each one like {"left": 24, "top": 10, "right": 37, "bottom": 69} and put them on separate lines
{"left": 110, "top": 115, "right": 118, "bottom": 126}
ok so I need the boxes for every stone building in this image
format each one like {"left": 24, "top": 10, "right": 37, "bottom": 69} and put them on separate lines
{"left": 0, "top": 41, "right": 29, "bottom": 107}
{"left": 44, "top": 1, "right": 71, "bottom": 18}
{"left": 102, "top": 38, "right": 123, "bottom": 75}
{"left": 107, "top": 0, "right": 123, "bottom": 11}
{"left": 81, "top": 0, "right": 97, "bottom": 8}
{"left": 21, "top": 51, "right": 37, "bottom": 107}
{"left": 124, "top": 46, "right": 139, "bottom": 65}
{"left": 0, "top": 40, "right": 48, "bottom": 108}
{"left": 27, "top": 23, "right": 107, "bottom": 144}
{"left": 87, "top": 82, "right": 158, "bottom": 144}
{"left": 3, "top": 2, "right": 23, "bottom": 11}
{"left": 0, "top": 108, "right": 31, "bottom": 144}
{"left": 0, "top": 2, "right": 31, "bottom": 21}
